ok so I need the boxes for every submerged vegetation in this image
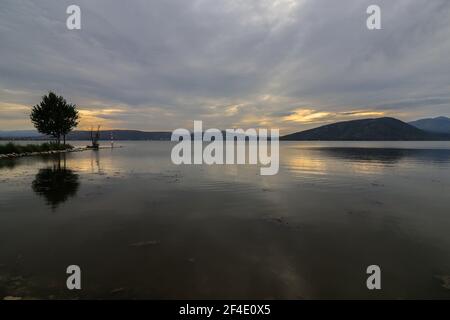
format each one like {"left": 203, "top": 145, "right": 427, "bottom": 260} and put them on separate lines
{"left": 0, "top": 142, "right": 73, "bottom": 155}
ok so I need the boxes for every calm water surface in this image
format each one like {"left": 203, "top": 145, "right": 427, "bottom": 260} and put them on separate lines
{"left": 0, "top": 141, "right": 450, "bottom": 299}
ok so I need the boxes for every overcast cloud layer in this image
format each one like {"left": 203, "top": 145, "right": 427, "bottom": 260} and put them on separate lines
{"left": 0, "top": 0, "right": 449, "bottom": 133}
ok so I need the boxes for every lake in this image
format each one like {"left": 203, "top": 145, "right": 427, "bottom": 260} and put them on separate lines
{"left": 0, "top": 141, "right": 450, "bottom": 299}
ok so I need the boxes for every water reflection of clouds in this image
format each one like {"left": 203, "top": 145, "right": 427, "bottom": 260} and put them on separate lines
{"left": 282, "top": 147, "right": 450, "bottom": 177}
{"left": 282, "top": 150, "right": 329, "bottom": 176}
{"left": 1, "top": 142, "right": 450, "bottom": 298}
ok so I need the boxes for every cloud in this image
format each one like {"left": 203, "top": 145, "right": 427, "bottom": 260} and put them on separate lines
{"left": 0, "top": 0, "right": 449, "bottom": 133}
{"left": 282, "top": 108, "right": 385, "bottom": 126}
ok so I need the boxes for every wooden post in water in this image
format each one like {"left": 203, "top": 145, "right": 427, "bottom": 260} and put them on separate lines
{"left": 110, "top": 131, "right": 114, "bottom": 148}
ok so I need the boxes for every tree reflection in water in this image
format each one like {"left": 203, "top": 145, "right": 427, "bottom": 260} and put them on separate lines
{"left": 32, "top": 154, "right": 79, "bottom": 209}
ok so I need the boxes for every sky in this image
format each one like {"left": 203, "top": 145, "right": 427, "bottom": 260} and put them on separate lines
{"left": 0, "top": 0, "right": 449, "bottom": 134}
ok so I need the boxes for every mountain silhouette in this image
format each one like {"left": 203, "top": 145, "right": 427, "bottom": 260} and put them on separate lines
{"left": 281, "top": 117, "right": 448, "bottom": 141}
{"left": 409, "top": 116, "right": 450, "bottom": 134}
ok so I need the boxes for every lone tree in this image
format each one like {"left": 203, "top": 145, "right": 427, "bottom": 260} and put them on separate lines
{"left": 30, "top": 92, "right": 79, "bottom": 145}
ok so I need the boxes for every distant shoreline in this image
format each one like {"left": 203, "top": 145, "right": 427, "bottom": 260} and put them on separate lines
{"left": 1, "top": 138, "right": 450, "bottom": 142}
{"left": 1, "top": 116, "right": 450, "bottom": 141}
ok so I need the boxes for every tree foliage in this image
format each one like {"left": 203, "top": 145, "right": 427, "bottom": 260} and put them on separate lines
{"left": 30, "top": 92, "right": 79, "bottom": 144}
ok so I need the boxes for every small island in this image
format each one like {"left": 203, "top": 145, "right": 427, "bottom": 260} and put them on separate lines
{"left": 0, "top": 92, "right": 84, "bottom": 158}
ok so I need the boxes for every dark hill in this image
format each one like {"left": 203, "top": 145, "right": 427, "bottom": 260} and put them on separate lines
{"left": 281, "top": 117, "right": 448, "bottom": 141}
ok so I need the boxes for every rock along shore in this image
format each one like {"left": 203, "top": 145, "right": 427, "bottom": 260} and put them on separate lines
{"left": 0, "top": 147, "right": 88, "bottom": 160}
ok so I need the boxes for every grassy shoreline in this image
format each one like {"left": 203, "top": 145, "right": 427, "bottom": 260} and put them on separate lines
{"left": 0, "top": 142, "right": 73, "bottom": 155}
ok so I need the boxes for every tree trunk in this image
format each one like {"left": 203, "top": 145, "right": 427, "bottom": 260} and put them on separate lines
{"left": 63, "top": 135, "right": 66, "bottom": 145}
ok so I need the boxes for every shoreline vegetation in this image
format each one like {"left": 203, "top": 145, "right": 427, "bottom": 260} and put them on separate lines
{"left": 0, "top": 142, "right": 84, "bottom": 159}
{"left": 0, "top": 142, "right": 120, "bottom": 160}
{"left": 0, "top": 92, "right": 86, "bottom": 160}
